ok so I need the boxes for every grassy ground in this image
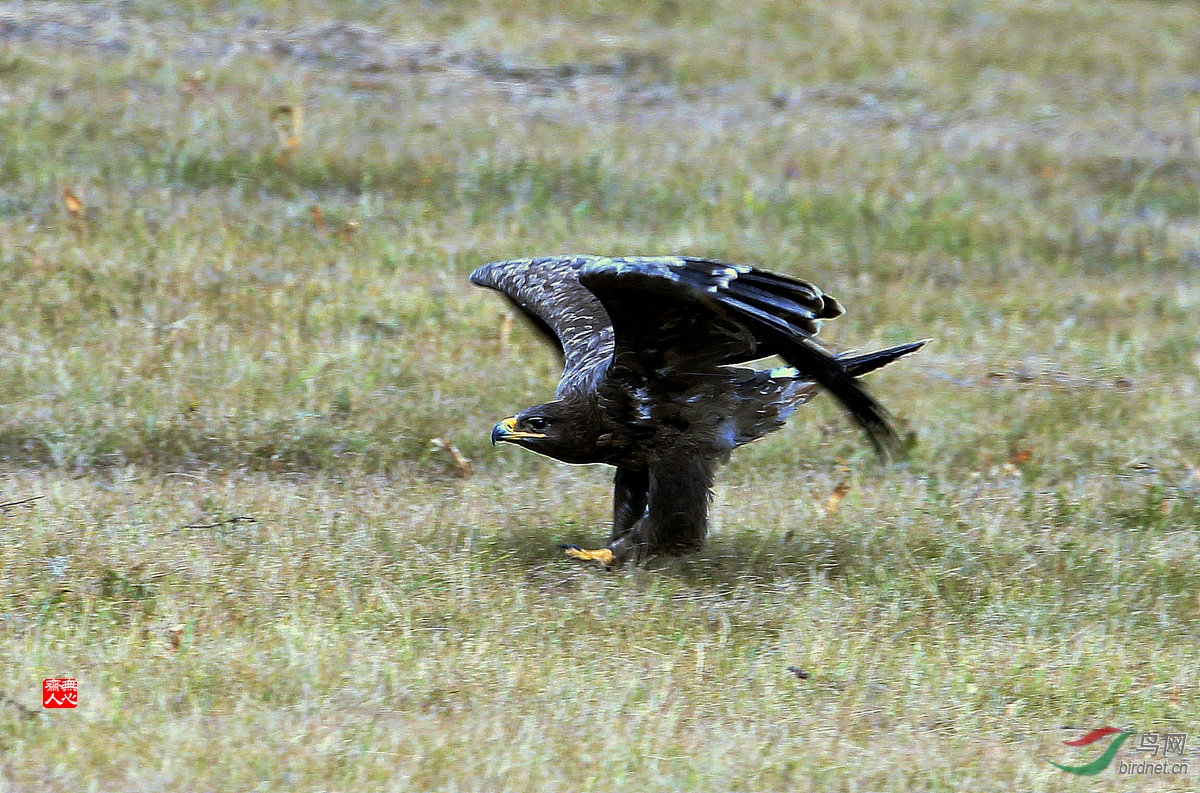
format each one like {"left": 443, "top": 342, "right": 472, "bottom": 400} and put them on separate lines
{"left": 1, "top": 0, "right": 1198, "bottom": 790}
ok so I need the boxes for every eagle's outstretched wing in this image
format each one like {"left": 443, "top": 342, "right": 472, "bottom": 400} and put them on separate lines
{"left": 577, "top": 256, "right": 902, "bottom": 456}
{"left": 470, "top": 257, "right": 614, "bottom": 395}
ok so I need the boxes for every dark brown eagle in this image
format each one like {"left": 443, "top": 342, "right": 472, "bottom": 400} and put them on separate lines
{"left": 471, "top": 255, "right": 924, "bottom": 566}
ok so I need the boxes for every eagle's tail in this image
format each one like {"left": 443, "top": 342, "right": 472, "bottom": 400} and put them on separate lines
{"left": 840, "top": 340, "right": 929, "bottom": 378}
{"left": 716, "top": 297, "right": 925, "bottom": 458}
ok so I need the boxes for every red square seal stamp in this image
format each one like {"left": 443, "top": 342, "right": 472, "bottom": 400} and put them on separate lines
{"left": 42, "top": 678, "right": 77, "bottom": 708}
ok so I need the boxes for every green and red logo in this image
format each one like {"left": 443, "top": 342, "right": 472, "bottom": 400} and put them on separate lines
{"left": 1049, "top": 726, "right": 1134, "bottom": 775}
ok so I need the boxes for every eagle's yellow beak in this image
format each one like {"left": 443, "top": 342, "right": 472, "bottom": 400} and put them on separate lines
{"left": 491, "top": 416, "right": 547, "bottom": 445}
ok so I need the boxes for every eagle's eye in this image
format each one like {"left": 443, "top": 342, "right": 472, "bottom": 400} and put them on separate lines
{"left": 525, "top": 416, "right": 550, "bottom": 431}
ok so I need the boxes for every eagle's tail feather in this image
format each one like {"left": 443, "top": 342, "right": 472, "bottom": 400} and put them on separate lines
{"left": 720, "top": 295, "right": 902, "bottom": 457}
{"left": 840, "top": 339, "right": 930, "bottom": 378}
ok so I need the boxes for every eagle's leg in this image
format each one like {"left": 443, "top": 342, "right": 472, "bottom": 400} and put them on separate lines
{"left": 606, "top": 455, "right": 715, "bottom": 564}
{"left": 563, "top": 466, "right": 647, "bottom": 568}
{"left": 610, "top": 465, "right": 649, "bottom": 544}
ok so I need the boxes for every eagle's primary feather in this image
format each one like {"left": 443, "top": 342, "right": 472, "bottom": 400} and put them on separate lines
{"left": 471, "top": 255, "right": 925, "bottom": 564}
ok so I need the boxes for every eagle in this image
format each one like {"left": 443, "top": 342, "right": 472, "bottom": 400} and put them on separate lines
{"left": 471, "top": 255, "right": 925, "bottom": 566}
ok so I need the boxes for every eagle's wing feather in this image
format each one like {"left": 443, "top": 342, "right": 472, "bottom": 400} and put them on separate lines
{"left": 470, "top": 257, "right": 615, "bottom": 393}
{"left": 578, "top": 257, "right": 761, "bottom": 372}
{"left": 579, "top": 256, "right": 903, "bottom": 456}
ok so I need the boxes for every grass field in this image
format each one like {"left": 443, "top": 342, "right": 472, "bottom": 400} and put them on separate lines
{"left": 1, "top": 1, "right": 1198, "bottom": 790}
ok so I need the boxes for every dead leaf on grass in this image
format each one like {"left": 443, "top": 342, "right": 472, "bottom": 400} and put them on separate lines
{"left": 62, "top": 187, "right": 86, "bottom": 238}
{"left": 270, "top": 104, "right": 303, "bottom": 164}
{"left": 430, "top": 438, "right": 472, "bottom": 478}
{"left": 499, "top": 311, "right": 515, "bottom": 351}
{"left": 334, "top": 219, "right": 360, "bottom": 239}
{"left": 61, "top": 187, "right": 83, "bottom": 216}
{"left": 166, "top": 623, "right": 185, "bottom": 651}
{"left": 179, "top": 70, "right": 208, "bottom": 97}
{"left": 823, "top": 481, "right": 849, "bottom": 516}
{"left": 1007, "top": 447, "right": 1033, "bottom": 465}
{"left": 311, "top": 205, "right": 360, "bottom": 240}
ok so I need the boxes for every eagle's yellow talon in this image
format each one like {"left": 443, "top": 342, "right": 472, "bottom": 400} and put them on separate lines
{"left": 562, "top": 546, "right": 615, "bottom": 567}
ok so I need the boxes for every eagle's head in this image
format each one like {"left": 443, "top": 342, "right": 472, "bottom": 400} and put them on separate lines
{"left": 490, "top": 398, "right": 610, "bottom": 465}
